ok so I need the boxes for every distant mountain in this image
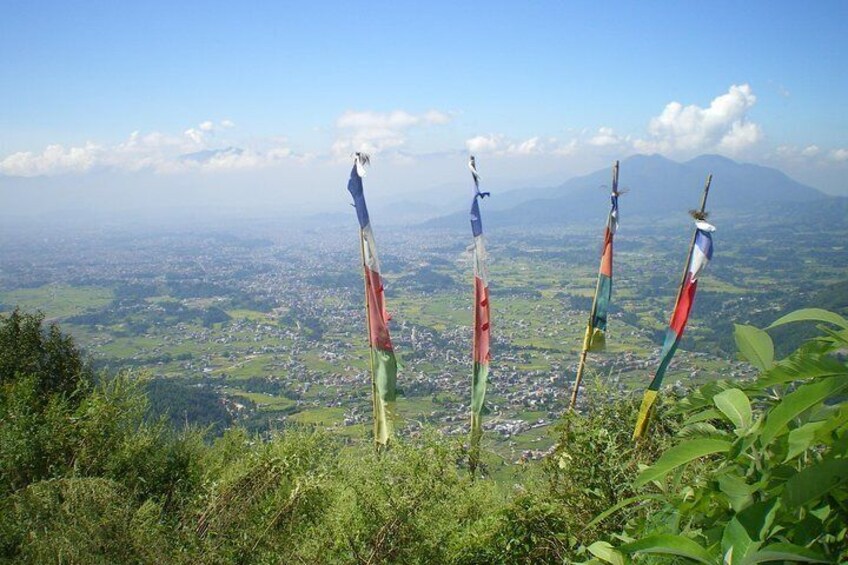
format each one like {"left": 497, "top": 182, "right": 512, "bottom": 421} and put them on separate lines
{"left": 178, "top": 146, "right": 243, "bottom": 163}
{"left": 424, "top": 154, "right": 843, "bottom": 230}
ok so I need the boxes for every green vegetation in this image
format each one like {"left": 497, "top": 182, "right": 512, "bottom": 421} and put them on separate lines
{"left": 0, "top": 285, "right": 114, "bottom": 320}
{"left": 1, "top": 309, "right": 846, "bottom": 563}
{"left": 586, "top": 308, "right": 848, "bottom": 564}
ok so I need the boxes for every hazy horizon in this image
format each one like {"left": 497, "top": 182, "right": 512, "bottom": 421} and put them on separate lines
{"left": 2, "top": 1, "right": 846, "bottom": 224}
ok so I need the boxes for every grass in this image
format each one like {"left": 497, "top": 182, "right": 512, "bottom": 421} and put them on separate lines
{"left": 289, "top": 407, "right": 346, "bottom": 427}
{"left": 395, "top": 396, "right": 438, "bottom": 421}
{"left": 217, "top": 355, "right": 276, "bottom": 378}
{"left": 226, "top": 309, "right": 270, "bottom": 321}
{"left": 227, "top": 390, "right": 296, "bottom": 412}
{"left": 0, "top": 284, "right": 114, "bottom": 319}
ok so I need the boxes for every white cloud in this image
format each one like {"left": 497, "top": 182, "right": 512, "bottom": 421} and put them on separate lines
{"left": 332, "top": 109, "right": 451, "bottom": 157}
{"left": 771, "top": 143, "right": 843, "bottom": 165}
{"left": 465, "top": 134, "right": 575, "bottom": 157}
{"left": 589, "top": 127, "right": 624, "bottom": 147}
{"left": 0, "top": 142, "right": 103, "bottom": 176}
{"left": 183, "top": 119, "right": 237, "bottom": 145}
{"left": 0, "top": 121, "right": 296, "bottom": 177}
{"left": 801, "top": 145, "right": 821, "bottom": 157}
{"left": 718, "top": 121, "right": 762, "bottom": 152}
{"left": 466, "top": 85, "right": 766, "bottom": 162}
{"left": 183, "top": 128, "right": 205, "bottom": 144}
{"left": 466, "top": 134, "right": 505, "bottom": 154}
{"left": 830, "top": 148, "right": 848, "bottom": 162}
{"left": 177, "top": 147, "right": 292, "bottom": 172}
{"left": 510, "top": 137, "right": 542, "bottom": 154}
{"left": 634, "top": 84, "right": 762, "bottom": 155}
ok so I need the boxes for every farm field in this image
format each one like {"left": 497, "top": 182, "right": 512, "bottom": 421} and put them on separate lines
{"left": 2, "top": 214, "right": 845, "bottom": 463}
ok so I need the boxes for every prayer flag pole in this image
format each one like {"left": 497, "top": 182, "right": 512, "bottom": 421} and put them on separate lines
{"left": 633, "top": 174, "right": 714, "bottom": 439}
{"left": 347, "top": 153, "right": 398, "bottom": 449}
{"left": 569, "top": 161, "right": 620, "bottom": 410}
{"left": 358, "top": 228, "right": 380, "bottom": 450}
{"left": 468, "top": 156, "right": 491, "bottom": 476}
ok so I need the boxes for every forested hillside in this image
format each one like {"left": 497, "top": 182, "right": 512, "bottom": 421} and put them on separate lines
{"left": 1, "top": 309, "right": 846, "bottom": 563}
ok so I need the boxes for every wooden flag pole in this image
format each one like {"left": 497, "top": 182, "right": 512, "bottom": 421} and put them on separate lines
{"left": 569, "top": 161, "right": 619, "bottom": 411}
{"left": 469, "top": 266, "right": 480, "bottom": 477}
{"left": 634, "top": 173, "right": 712, "bottom": 439}
{"left": 359, "top": 229, "right": 380, "bottom": 451}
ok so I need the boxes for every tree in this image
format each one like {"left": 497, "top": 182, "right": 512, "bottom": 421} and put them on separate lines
{"left": 0, "top": 309, "right": 93, "bottom": 402}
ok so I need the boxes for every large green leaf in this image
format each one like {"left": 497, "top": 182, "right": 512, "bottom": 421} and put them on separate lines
{"left": 742, "top": 542, "right": 830, "bottom": 564}
{"left": 812, "top": 404, "right": 848, "bottom": 442}
{"left": 583, "top": 494, "right": 665, "bottom": 532}
{"left": 783, "top": 457, "right": 848, "bottom": 509}
{"left": 722, "top": 517, "right": 759, "bottom": 565}
{"left": 587, "top": 541, "right": 628, "bottom": 565}
{"left": 736, "top": 498, "right": 779, "bottom": 542}
{"left": 734, "top": 324, "right": 774, "bottom": 371}
{"left": 678, "top": 422, "right": 729, "bottom": 440}
{"left": 717, "top": 473, "right": 754, "bottom": 513}
{"left": 714, "top": 388, "right": 752, "bottom": 433}
{"left": 766, "top": 308, "right": 848, "bottom": 330}
{"left": 674, "top": 380, "right": 736, "bottom": 413}
{"left": 757, "top": 353, "right": 847, "bottom": 389}
{"left": 760, "top": 377, "right": 848, "bottom": 446}
{"left": 682, "top": 408, "right": 723, "bottom": 426}
{"left": 620, "top": 534, "right": 714, "bottom": 564}
{"left": 818, "top": 326, "right": 848, "bottom": 348}
{"left": 784, "top": 420, "right": 827, "bottom": 462}
{"left": 634, "top": 439, "right": 731, "bottom": 487}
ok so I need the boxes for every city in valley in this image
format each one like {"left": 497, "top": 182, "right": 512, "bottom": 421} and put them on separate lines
{"left": 4, "top": 208, "right": 843, "bottom": 467}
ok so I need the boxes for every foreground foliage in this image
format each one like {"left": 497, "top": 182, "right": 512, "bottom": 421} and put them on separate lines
{"left": 588, "top": 308, "right": 848, "bottom": 564}
{"left": 1, "top": 309, "right": 845, "bottom": 563}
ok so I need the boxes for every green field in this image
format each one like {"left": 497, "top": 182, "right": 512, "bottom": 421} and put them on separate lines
{"left": 0, "top": 284, "right": 113, "bottom": 319}
{"left": 228, "top": 390, "right": 296, "bottom": 412}
{"left": 289, "top": 407, "right": 346, "bottom": 426}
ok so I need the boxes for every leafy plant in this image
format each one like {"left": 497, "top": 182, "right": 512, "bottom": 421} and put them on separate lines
{"left": 588, "top": 309, "right": 848, "bottom": 564}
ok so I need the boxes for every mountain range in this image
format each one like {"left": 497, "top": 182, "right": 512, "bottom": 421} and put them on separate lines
{"left": 424, "top": 154, "right": 846, "bottom": 230}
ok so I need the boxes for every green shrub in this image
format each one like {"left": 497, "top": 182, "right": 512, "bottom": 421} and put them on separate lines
{"left": 294, "top": 431, "right": 498, "bottom": 564}
{"left": 0, "top": 477, "right": 164, "bottom": 564}
{"left": 589, "top": 309, "right": 848, "bottom": 564}
{"left": 183, "top": 429, "right": 339, "bottom": 563}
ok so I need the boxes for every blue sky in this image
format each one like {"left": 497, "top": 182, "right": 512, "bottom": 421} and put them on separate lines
{"left": 1, "top": 0, "right": 847, "bottom": 214}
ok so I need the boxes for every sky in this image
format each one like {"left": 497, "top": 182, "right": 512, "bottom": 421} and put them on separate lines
{"left": 1, "top": 0, "right": 847, "bottom": 219}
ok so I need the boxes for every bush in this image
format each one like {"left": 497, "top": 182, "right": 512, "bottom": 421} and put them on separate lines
{"left": 0, "top": 309, "right": 93, "bottom": 402}
{"left": 589, "top": 309, "right": 848, "bottom": 564}
{"left": 0, "top": 478, "right": 161, "bottom": 564}
{"left": 295, "top": 431, "right": 499, "bottom": 564}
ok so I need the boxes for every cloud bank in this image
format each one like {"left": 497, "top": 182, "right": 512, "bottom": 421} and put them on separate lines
{"left": 463, "top": 84, "right": 764, "bottom": 161}
{"left": 2, "top": 87, "right": 845, "bottom": 197}
{"left": 0, "top": 120, "right": 298, "bottom": 177}
{"left": 331, "top": 109, "right": 451, "bottom": 157}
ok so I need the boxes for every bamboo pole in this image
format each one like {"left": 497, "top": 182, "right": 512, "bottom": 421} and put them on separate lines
{"left": 634, "top": 173, "right": 712, "bottom": 436}
{"left": 569, "top": 161, "right": 619, "bottom": 411}
{"left": 469, "top": 262, "right": 480, "bottom": 477}
{"left": 359, "top": 229, "right": 380, "bottom": 451}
